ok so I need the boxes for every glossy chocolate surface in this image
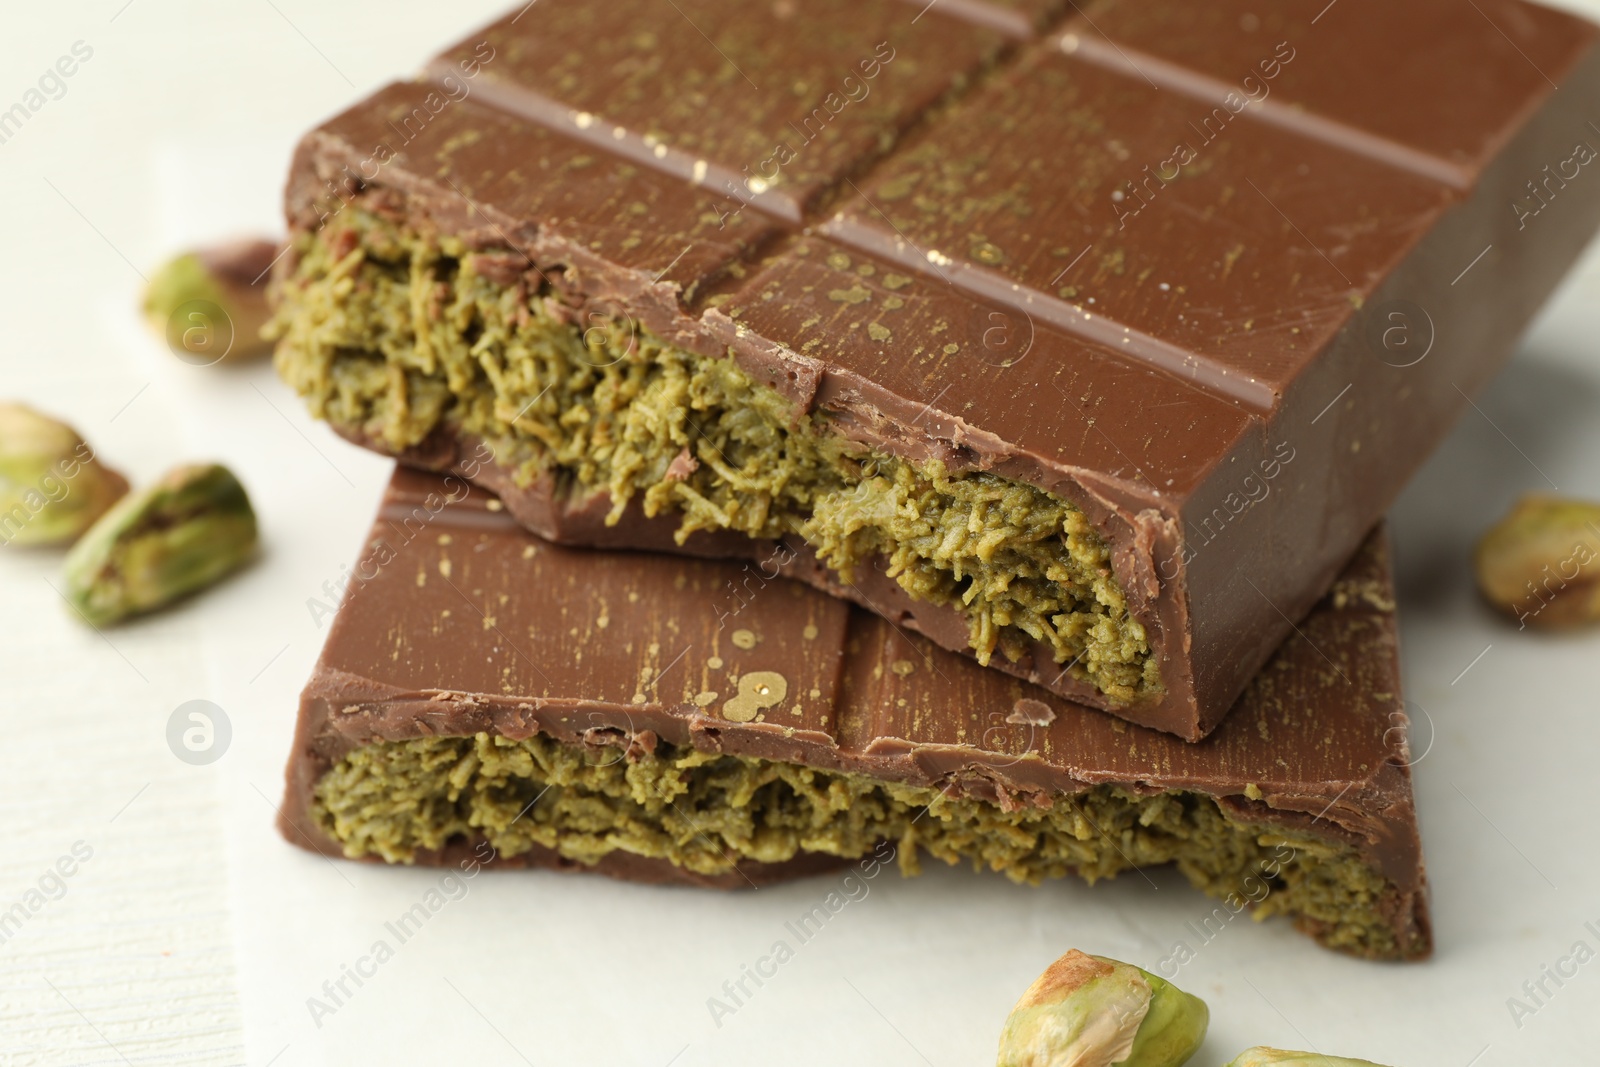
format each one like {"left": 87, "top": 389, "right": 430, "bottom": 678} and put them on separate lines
{"left": 281, "top": 469, "right": 1429, "bottom": 956}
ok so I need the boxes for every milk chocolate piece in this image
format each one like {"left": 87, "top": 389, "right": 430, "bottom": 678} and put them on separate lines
{"left": 280, "top": 469, "right": 1430, "bottom": 960}
{"left": 271, "top": 0, "right": 1600, "bottom": 741}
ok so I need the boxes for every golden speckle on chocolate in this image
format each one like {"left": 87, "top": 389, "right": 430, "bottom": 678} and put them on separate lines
{"left": 722, "top": 670, "right": 788, "bottom": 722}
{"left": 971, "top": 241, "right": 1004, "bottom": 264}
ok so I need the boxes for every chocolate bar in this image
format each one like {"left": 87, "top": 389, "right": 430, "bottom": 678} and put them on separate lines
{"left": 280, "top": 468, "right": 1430, "bottom": 960}
{"left": 271, "top": 0, "right": 1600, "bottom": 740}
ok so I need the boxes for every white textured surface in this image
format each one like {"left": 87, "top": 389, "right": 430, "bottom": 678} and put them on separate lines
{"left": 2, "top": 2, "right": 1600, "bottom": 1065}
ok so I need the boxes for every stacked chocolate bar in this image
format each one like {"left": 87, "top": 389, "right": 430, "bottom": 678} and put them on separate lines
{"left": 273, "top": 0, "right": 1600, "bottom": 960}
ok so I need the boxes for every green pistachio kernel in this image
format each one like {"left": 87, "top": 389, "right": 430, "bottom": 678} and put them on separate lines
{"left": 63, "top": 463, "right": 257, "bottom": 625}
{"left": 0, "top": 402, "right": 128, "bottom": 547}
{"left": 1475, "top": 493, "right": 1600, "bottom": 629}
{"left": 997, "top": 950, "right": 1207, "bottom": 1067}
{"left": 143, "top": 239, "right": 280, "bottom": 365}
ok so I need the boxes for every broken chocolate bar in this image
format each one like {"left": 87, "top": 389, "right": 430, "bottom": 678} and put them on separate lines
{"left": 271, "top": 0, "right": 1600, "bottom": 740}
{"left": 280, "top": 468, "right": 1430, "bottom": 960}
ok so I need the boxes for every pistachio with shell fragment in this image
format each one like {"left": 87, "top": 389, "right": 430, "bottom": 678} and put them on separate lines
{"left": 143, "top": 238, "right": 281, "bottom": 364}
{"left": 63, "top": 463, "right": 257, "bottom": 626}
{"left": 997, "top": 950, "right": 1207, "bottom": 1067}
{"left": 0, "top": 402, "right": 128, "bottom": 547}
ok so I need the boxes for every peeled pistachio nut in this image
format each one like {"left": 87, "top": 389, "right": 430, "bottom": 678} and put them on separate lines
{"left": 1474, "top": 494, "right": 1600, "bottom": 629}
{"left": 0, "top": 402, "right": 129, "bottom": 547}
{"left": 142, "top": 238, "right": 281, "bottom": 365}
{"left": 63, "top": 463, "right": 257, "bottom": 626}
{"left": 1223, "top": 1048, "right": 1392, "bottom": 1067}
{"left": 996, "top": 950, "right": 1208, "bottom": 1067}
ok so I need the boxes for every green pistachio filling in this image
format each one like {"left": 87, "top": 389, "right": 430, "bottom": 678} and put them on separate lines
{"left": 314, "top": 732, "right": 1414, "bottom": 960}
{"left": 273, "top": 207, "right": 1158, "bottom": 703}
